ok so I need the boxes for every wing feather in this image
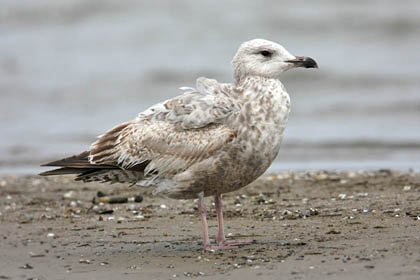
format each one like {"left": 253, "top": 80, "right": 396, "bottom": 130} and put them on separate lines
{"left": 88, "top": 78, "right": 239, "bottom": 181}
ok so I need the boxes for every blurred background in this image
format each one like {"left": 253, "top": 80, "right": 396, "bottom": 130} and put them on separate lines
{"left": 1, "top": 0, "right": 419, "bottom": 175}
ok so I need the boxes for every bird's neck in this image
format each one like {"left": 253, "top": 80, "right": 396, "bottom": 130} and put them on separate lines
{"left": 235, "top": 75, "right": 281, "bottom": 86}
{"left": 235, "top": 75, "right": 284, "bottom": 94}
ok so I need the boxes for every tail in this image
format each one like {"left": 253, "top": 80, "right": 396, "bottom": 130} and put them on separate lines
{"left": 40, "top": 151, "right": 117, "bottom": 179}
{"left": 39, "top": 151, "right": 148, "bottom": 184}
{"left": 40, "top": 121, "right": 148, "bottom": 183}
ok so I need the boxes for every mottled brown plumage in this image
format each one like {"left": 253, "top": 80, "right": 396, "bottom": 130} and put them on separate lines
{"left": 40, "top": 39, "right": 317, "bottom": 250}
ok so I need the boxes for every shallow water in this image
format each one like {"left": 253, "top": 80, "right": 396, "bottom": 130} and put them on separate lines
{"left": 1, "top": 0, "right": 419, "bottom": 174}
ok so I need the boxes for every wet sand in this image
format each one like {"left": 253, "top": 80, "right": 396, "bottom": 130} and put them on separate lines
{"left": 1, "top": 170, "right": 420, "bottom": 279}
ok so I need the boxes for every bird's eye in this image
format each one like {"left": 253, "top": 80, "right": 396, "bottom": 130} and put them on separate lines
{"left": 259, "top": 50, "right": 272, "bottom": 57}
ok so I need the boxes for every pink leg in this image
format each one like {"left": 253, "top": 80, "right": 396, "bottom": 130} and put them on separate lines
{"left": 213, "top": 194, "right": 253, "bottom": 248}
{"left": 198, "top": 193, "right": 252, "bottom": 251}
{"left": 215, "top": 193, "right": 226, "bottom": 244}
{"left": 198, "top": 192, "right": 210, "bottom": 248}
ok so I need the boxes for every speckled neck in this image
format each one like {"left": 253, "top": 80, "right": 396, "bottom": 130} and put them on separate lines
{"left": 235, "top": 75, "right": 281, "bottom": 88}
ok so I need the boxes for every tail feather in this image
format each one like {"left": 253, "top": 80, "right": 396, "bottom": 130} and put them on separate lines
{"left": 39, "top": 150, "right": 149, "bottom": 184}
{"left": 39, "top": 151, "right": 119, "bottom": 177}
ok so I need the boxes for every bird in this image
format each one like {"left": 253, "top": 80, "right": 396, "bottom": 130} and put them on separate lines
{"left": 40, "top": 39, "right": 318, "bottom": 250}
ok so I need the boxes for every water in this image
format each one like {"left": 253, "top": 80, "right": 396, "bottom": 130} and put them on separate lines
{"left": 1, "top": 0, "right": 420, "bottom": 175}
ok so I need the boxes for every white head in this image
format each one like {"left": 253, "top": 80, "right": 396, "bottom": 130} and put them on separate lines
{"left": 231, "top": 39, "right": 317, "bottom": 82}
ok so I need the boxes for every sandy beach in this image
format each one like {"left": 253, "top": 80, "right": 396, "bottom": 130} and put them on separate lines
{"left": 1, "top": 170, "right": 419, "bottom": 279}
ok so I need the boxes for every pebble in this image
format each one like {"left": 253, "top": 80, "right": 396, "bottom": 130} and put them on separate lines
{"left": 19, "top": 264, "right": 33, "bottom": 269}
{"left": 79, "top": 258, "right": 90, "bottom": 264}
{"left": 70, "top": 201, "right": 78, "bottom": 207}
{"left": 403, "top": 185, "right": 412, "bottom": 191}
{"left": 63, "top": 191, "right": 74, "bottom": 198}
{"left": 315, "top": 173, "right": 328, "bottom": 180}
{"left": 356, "top": 192, "right": 368, "bottom": 197}
{"left": 364, "top": 265, "right": 375, "bottom": 269}
{"left": 29, "top": 252, "right": 45, "bottom": 258}
{"left": 338, "top": 194, "right": 347, "bottom": 200}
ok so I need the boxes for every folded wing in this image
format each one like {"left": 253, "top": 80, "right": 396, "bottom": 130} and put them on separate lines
{"left": 87, "top": 78, "right": 239, "bottom": 182}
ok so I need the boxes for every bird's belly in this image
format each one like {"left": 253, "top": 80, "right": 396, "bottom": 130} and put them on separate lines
{"left": 199, "top": 122, "right": 286, "bottom": 197}
{"left": 165, "top": 131, "right": 283, "bottom": 200}
{"left": 234, "top": 125, "right": 284, "bottom": 178}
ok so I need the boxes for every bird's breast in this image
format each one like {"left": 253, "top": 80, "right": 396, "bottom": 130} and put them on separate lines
{"left": 232, "top": 83, "right": 291, "bottom": 169}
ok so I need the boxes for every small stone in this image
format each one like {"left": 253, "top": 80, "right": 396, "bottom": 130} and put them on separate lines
{"left": 338, "top": 193, "right": 347, "bottom": 200}
{"left": 70, "top": 201, "right": 78, "bottom": 207}
{"left": 364, "top": 265, "right": 375, "bottom": 269}
{"left": 19, "top": 264, "right": 33, "bottom": 269}
{"left": 63, "top": 191, "right": 74, "bottom": 198}
{"left": 356, "top": 192, "right": 368, "bottom": 197}
{"left": 326, "top": 229, "right": 341, "bottom": 234}
{"left": 315, "top": 173, "right": 328, "bottom": 180}
{"left": 97, "top": 191, "right": 107, "bottom": 197}
{"left": 79, "top": 258, "right": 90, "bottom": 264}
{"left": 403, "top": 185, "right": 412, "bottom": 191}
{"left": 29, "top": 252, "right": 45, "bottom": 258}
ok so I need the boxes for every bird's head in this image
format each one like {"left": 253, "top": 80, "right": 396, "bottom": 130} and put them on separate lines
{"left": 231, "top": 39, "right": 318, "bottom": 82}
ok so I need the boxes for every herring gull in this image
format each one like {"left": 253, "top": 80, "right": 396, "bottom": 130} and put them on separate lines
{"left": 40, "top": 39, "right": 318, "bottom": 250}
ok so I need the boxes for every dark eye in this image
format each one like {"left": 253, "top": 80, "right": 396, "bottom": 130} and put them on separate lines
{"left": 260, "top": 50, "right": 272, "bottom": 57}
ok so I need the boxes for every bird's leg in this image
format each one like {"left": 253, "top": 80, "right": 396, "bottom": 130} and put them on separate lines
{"left": 215, "top": 193, "right": 226, "bottom": 244}
{"left": 198, "top": 192, "right": 211, "bottom": 249}
{"left": 198, "top": 192, "right": 252, "bottom": 251}
{"left": 214, "top": 193, "right": 253, "bottom": 248}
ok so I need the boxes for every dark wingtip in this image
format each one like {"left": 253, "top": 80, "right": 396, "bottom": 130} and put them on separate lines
{"left": 40, "top": 151, "right": 90, "bottom": 167}
{"left": 39, "top": 167, "right": 95, "bottom": 176}
{"left": 39, "top": 168, "right": 62, "bottom": 176}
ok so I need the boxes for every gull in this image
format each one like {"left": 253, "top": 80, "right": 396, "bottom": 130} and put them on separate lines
{"left": 40, "top": 39, "right": 318, "bottom": 250}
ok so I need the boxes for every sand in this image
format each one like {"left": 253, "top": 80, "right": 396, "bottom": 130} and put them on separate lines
{"left": 1, "top": 170, "right": 420, "bottom": 279}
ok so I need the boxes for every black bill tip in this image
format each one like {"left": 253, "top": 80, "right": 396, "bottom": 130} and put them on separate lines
{"left": 286, "top": 56, "right": 318, "bottom": 69}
